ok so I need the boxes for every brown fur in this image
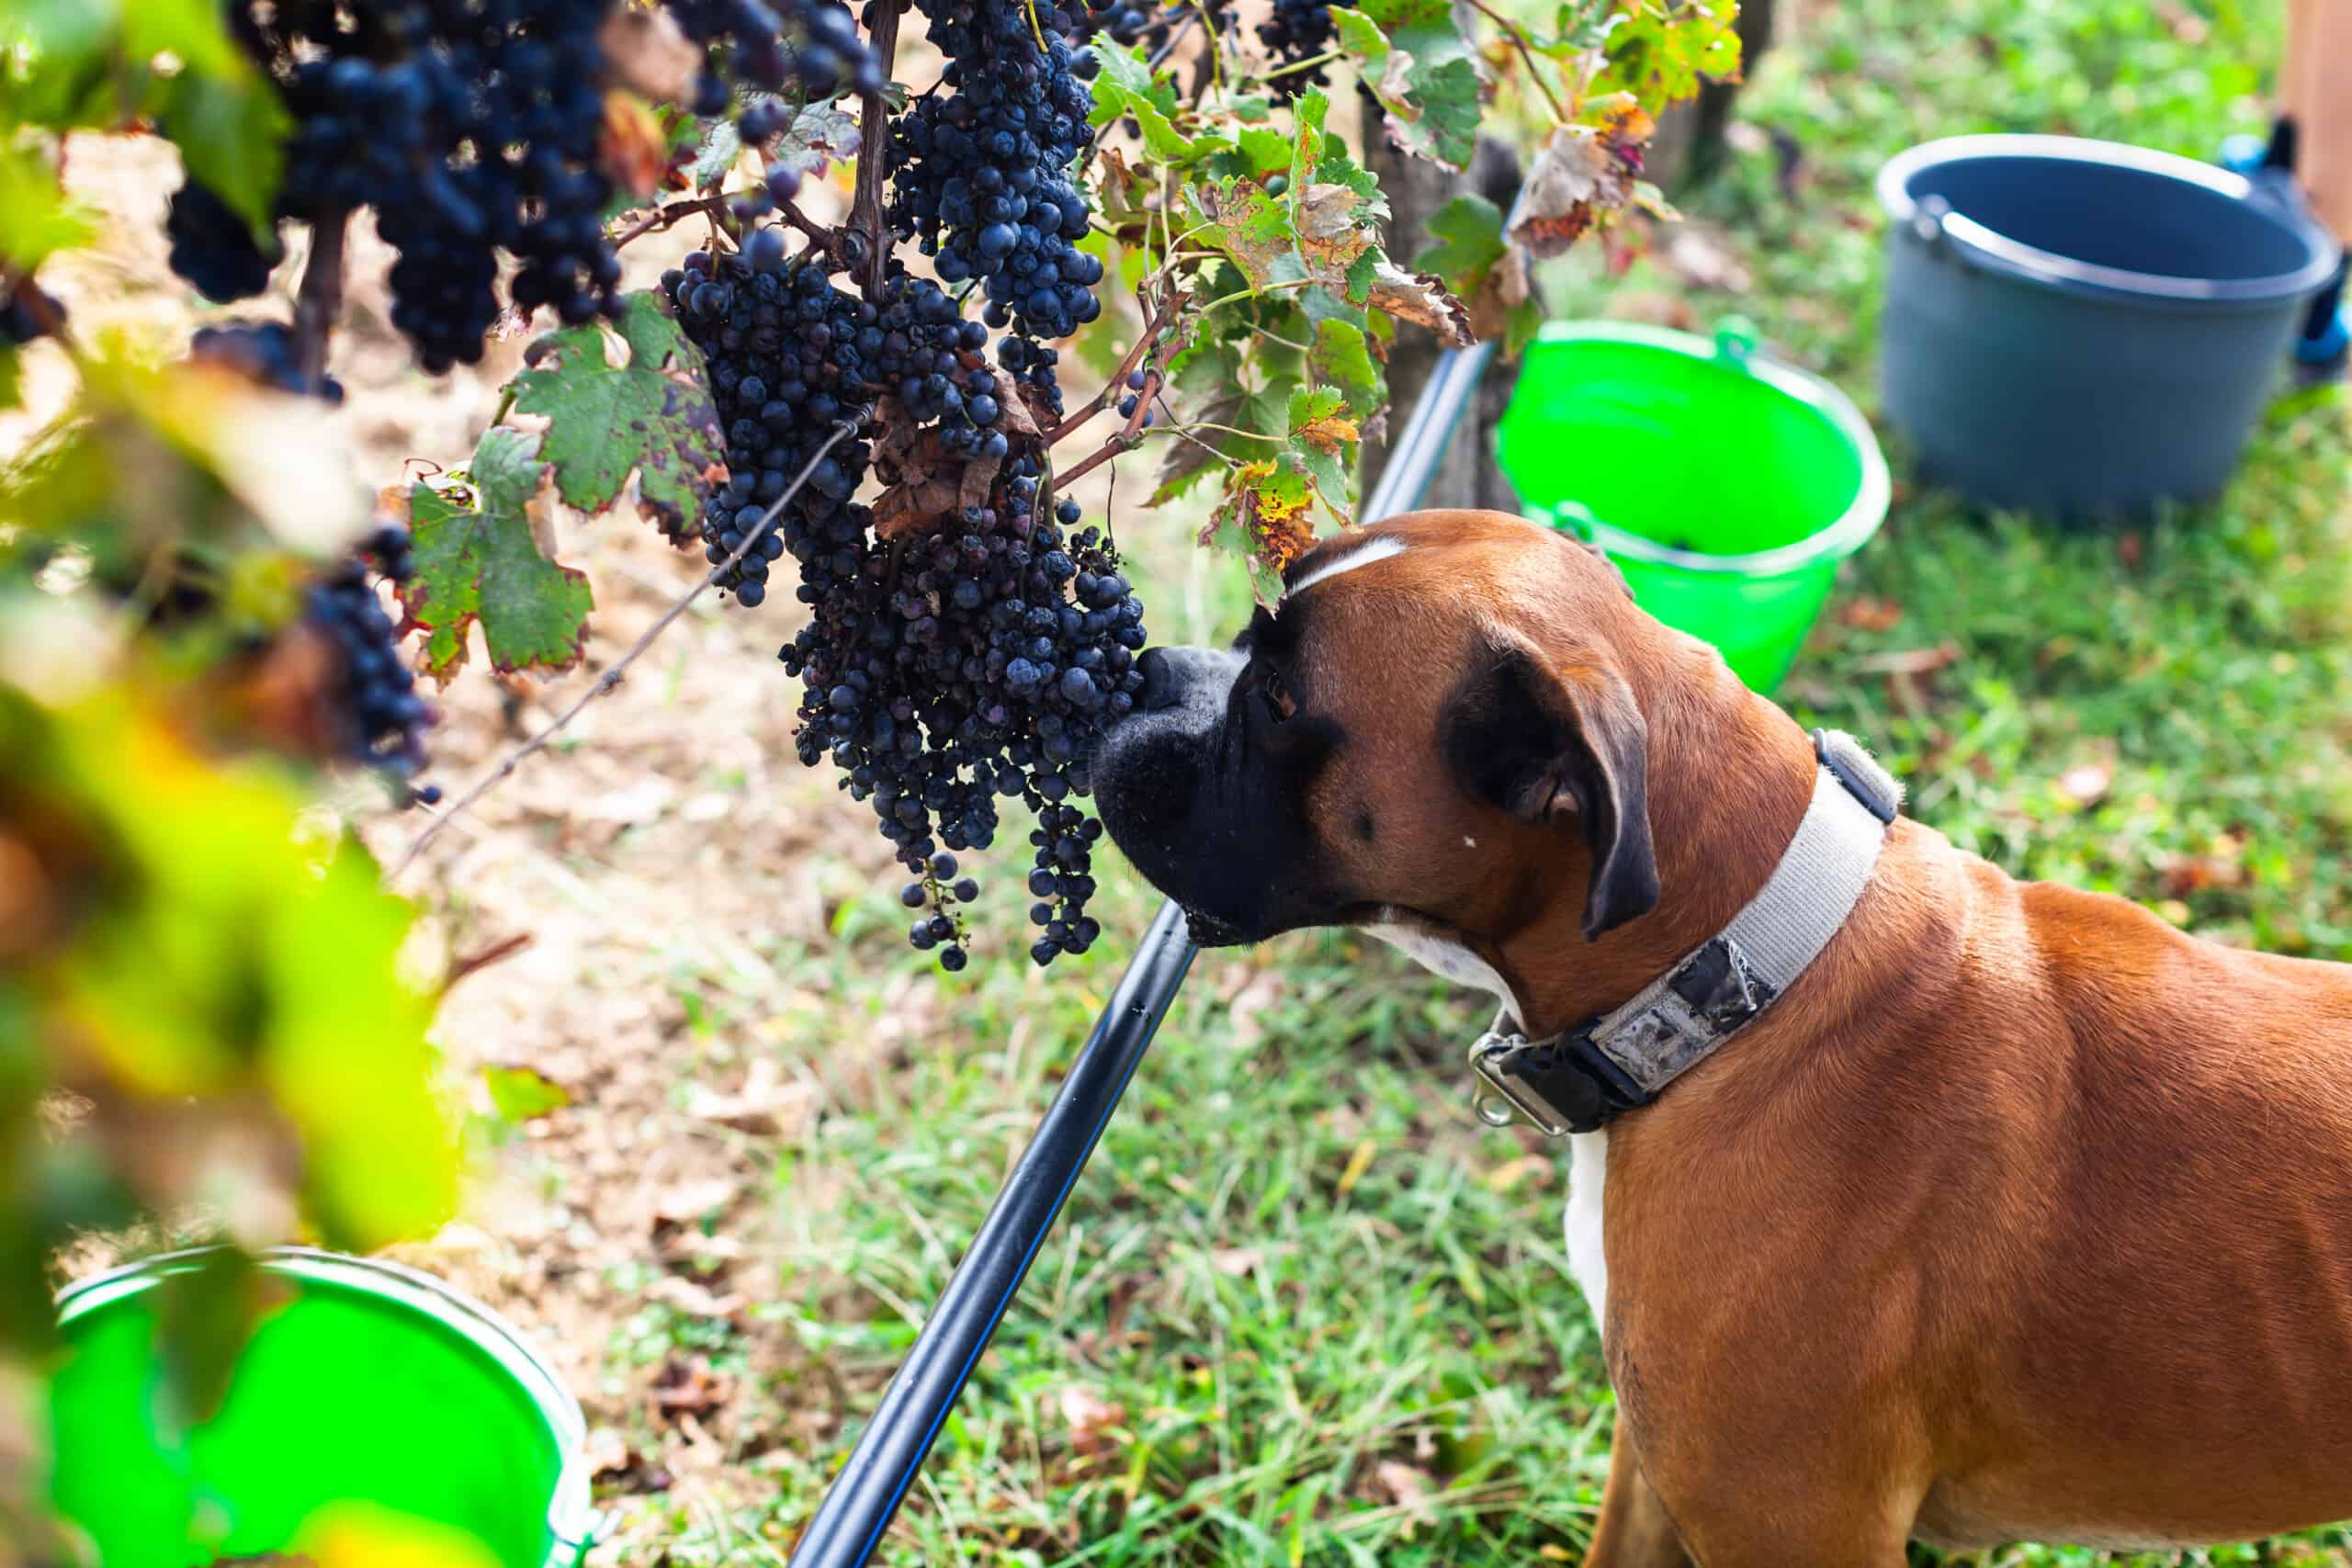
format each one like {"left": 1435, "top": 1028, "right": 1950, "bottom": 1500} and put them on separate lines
{"left": 1282, "top": 511, "right": 2352, "bottom": 1563}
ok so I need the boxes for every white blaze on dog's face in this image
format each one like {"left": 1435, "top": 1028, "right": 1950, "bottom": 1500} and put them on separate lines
{"left": 1089, "top": 511, "right": 1662, "bottom": 957}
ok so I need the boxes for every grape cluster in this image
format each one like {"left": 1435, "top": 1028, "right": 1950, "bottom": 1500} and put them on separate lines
{"left": 165, "top": 181, "right": 282, "bottom": 303}
{"left": 888, "top": 0, "right": 1105, "bottom": 351}
{"left": 659, "top": 218, "right": 1147, "bottom": 966}
{"left": 1257, "top": 0, "right": 1336, "bottom": 96}
{"left": 189, "top": 321, "right": 346, "bottom": 405}
{"left": 305, "top": 525, "right": 438, "bottom": 803}
{"left": 171, "top": 0, "right": 625, "bottom": 369}
{"left": 781, "top": 482, "right": 1145, "bottom": 968}
{"left": 665, "top": 0, "right": 880, "bottom": 118}
{"left": 1069, "top": 0, "right": 1229, "bottom": 60}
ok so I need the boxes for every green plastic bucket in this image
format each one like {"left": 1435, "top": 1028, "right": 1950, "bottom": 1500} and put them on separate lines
{"left": 1495, "top": 319, "right": 1890, "bottom": 692}
{"left": 44, "top": 1247, "right": 599, "bottom": 1567}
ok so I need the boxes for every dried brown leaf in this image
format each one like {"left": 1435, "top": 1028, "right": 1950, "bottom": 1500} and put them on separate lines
{"left": 599, "top": 6, "right": 705, "bottom": 105}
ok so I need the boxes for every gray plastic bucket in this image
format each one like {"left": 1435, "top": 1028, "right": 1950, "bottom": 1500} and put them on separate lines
{"left": 1877, "top": 134, "right": 2339, "bottom": 518}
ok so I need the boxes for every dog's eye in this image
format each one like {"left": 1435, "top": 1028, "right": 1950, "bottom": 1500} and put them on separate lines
{"left": 1259, "top": 666, "right": 1296, "bottom": 722}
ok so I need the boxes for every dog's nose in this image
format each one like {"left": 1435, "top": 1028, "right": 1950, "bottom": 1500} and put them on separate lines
{"left": 1136, "top": 647, "right": 1183, "bottom": 712}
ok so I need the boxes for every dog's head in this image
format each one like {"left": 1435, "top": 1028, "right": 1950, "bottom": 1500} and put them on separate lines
{"left": 1091, "top": 510, "right": 1673, "bottom": 950}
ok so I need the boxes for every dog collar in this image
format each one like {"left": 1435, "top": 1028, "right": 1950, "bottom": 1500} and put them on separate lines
{"left": 1469, "top": 729, "right": 1900, "bottom": 1137}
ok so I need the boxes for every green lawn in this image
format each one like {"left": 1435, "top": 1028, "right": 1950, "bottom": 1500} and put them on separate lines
{"left": 621, "top": 0, "right": 2352, "bottom": 1562}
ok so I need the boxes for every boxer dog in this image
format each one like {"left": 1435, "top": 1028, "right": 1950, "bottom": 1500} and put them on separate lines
{"left": 1089, "top": 508, "right": 2352, "bottom": 1565}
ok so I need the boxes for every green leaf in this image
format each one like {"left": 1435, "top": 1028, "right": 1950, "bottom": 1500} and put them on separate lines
{"left": 5, "top": 0, "right": 287, "bottom": 238}
{"left": 1413, "top": 193, "right": 1508, "bottom": 298}
{"left": 506, "top": 292, "right": 727, "bottom": 540}
{"left": 1087, "top": 41, "right": 1201, "bottom": 162}
{"left": 1284, "top": 383, "right": 1355, "bottom": 509}
{"left": 0, "top": 141, "right": 96, "bottom": 269}
{"left": 1307, "top": 318, "right": 1380, "bottom": 423}
{"left": 401, "top": 427, "right": 594, "bottom": 682}
{"left": 160, "top": 64, "right": 289, "bottom": 241}
{"left": 1340, "top": 0, "right": 1487, "bottom": 170}
{"left": 1234, "top": 126, "right": 1294, "bottom": 175}
{"left": 483, "top": 1064, "right": 572, "bottom": 1123}
{"left": 1590, "top": 0, "right": 1742, "bottom": 115}
{"left": 1150, "top": 343, "right": 1249, "bottom": 505}
{"left": 9, "top": 686, "right": 458, "bottom": 1256}
{"left": 1343, "top": 248, "right": 1380, "bottom": 306}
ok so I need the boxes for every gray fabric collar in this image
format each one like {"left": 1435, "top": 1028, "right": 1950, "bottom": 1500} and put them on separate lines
{"left": 1469, "top": 729, "right": 1900, "bottom": 1137}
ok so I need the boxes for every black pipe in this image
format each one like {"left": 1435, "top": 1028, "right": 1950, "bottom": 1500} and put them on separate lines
{"left": 786, "top": 898, "right": 1196, "bottom": 1567}
{"left": 785, "top": 346, "right": 1486, "bottom": 1567}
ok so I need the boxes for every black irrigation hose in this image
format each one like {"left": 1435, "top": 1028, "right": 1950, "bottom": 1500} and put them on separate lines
{"left": 786, "top": 346, "right": 1490, "bottom": 1567}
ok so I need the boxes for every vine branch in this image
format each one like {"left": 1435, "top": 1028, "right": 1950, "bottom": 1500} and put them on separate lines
{"left": 849, "top": 0, "right": 904, "bottom": 299}
{"left": 1046, "top": 288, "right": 1184, "bottom": 444}
{"left": 386, "top": 422, "right": 859, "bottom": 880}
{"left": 293, "top": 210, "right": 349, "bottom": 392}
{"left": 1463, "top": 0, "right": 1570, "bottom": 124}
{"left": 610, "top": 193, "right": 730, "bottom": 252}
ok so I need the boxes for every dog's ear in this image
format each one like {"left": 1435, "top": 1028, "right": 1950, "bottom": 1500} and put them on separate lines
{"left": 1443, "top": 638, "right": 1659, "bottom": 940}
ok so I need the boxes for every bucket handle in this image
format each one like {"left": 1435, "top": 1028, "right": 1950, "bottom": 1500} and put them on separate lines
{"left": 1552, "top": 498, "right": 1601, "bottom": 541}
{"left": 1711, "top": 315, "right": 1758, "bottom": 369}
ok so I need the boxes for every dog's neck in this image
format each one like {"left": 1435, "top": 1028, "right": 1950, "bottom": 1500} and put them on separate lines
{"left": 1486, "top": 654, "right": 1820, "bottom": 1041}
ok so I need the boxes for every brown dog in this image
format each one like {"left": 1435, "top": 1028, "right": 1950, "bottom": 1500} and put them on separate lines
{"left": 1089, "top": 508, "right": 2352, "bottom": 1564}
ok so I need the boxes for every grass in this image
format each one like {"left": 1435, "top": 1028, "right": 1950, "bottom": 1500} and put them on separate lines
{"left": 602, "top": 0, "right": 2352, "bottom": 1562}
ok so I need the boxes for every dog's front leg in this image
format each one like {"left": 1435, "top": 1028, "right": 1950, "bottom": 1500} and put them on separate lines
{"left": 1584, "top": 1430, "right": 1694, "bottom": 1568}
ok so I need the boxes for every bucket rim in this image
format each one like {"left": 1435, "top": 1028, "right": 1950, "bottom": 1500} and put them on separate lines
{"left": 1875, "top": 133, "right": 2341, "bottom": 307}
{"left": 1512, "top": 320, "right": 1892, "bottom": 579}
{"left": 54, "top": 1245, "right": 602, "bottom": 1568}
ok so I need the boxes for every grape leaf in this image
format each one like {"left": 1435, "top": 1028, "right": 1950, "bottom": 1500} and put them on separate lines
{"left": 1590, "top": 0, "right": 1741, "bottom": 115}
{"left": 1286, "top": 384, "right": 1358, "bottom": 513}
{"left": 1087, "top": 41, "right": 1202, "bottom": 162}
{"left": 1210, "top": 455, "right": 1318, "bottom": 579}
{"left": 1510, "top": 101, "right": 1654, "bottom": 258}
{"left": 1331, "top": 4, "right": 1485, "bottom": 171}
{"left": 506, "top": 291, "right": 726, "bottom": 539}
{"left": 1414, "top": 194, "right": 1508, "bottom": 296}
{"left": 1413, "top": 193, "right": 1539, "bottom": 342}
{"left": 1234, "top": 127, "right": 1294, "bottom": 175}
{"left": 1150, "top": 342, "right": 1249, "bottom": 504}
{"left": 400, "top": 427, "right": 594, "bottom": 682}
{"left": 4, "top": 0, "right": 288, "bottom": 239}
{"left": 690, "top": 116, "right": 744, "bottom": 189}
{"left": 769, "top": 99, "right": 864, "bottom": 186}
{"left": 0, "top": 142, "right": 96, "bottom": 269}
{"left": 1308, "top": 318, "right": 1381, "bottom": 423}
{"left": 483, "top": 1064, "right": 572, "bottom": 1122}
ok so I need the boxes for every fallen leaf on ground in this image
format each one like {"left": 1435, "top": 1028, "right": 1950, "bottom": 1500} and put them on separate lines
{"left": 2055, "top": 761, "right": 2112, "bottom": 807}
{"left": 684, "top": 1057, "right": 817, "bottom": 1135}
{"left": 1372, "top": 1460, "right": 1439, "bottom": 1528}
{"left": 650, "top": 1178, "right": 739, "bottom": 1228}
{"left": 646, "top": 1274, "right": 747, "bottom": 1318}
{"left": 1056, "top": 1384, "right": 1127, "bottom": 1457}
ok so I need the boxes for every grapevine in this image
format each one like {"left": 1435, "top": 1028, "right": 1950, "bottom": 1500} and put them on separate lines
{"left": 1, "top": 0, "right": 1739, "bottom": 1544}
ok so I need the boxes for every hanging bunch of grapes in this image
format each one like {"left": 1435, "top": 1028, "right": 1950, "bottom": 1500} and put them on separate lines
{"left": 1, "top": 0, "right": 1724, "bottom": 968}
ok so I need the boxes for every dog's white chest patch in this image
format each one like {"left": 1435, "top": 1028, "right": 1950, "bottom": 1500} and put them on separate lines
{"left": 1361, "top": 918, "right": 1611, "bottom": 1332}
{"left": 1565, "top": 1130, "right": 1608, "bottom": 1330}
{"left": 1363, "top": 919, "right": 1512, "bottom": 997}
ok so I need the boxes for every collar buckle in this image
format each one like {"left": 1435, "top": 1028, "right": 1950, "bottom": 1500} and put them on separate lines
{"left": 1468, "top": 1032, "right": 1578, "bottom": 1138}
